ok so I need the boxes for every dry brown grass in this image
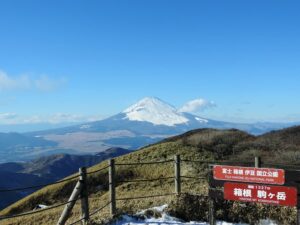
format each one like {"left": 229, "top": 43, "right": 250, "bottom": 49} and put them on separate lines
{"left": 0, "top": 140, "right": 212, "bottom": 225}
{"left": 1, "top": 127, "right": 299, "bottom": 224}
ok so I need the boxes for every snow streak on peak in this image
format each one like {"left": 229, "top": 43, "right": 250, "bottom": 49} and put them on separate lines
{"left": 123, "top": 97, "right": 189, "bottom": 126}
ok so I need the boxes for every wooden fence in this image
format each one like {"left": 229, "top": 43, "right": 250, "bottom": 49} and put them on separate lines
{"left": 1, "top": 155, "right": 300, "bottom": 225}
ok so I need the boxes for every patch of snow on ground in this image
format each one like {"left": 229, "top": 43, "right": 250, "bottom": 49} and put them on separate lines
{"left": 111, "top": 205, "right": 278, "bottom": 225}
{"left": 137, "top": 204, "right": 168, "bottom": 215}
{"left": 33, "top": 204, "right": 48, "bottom": 210}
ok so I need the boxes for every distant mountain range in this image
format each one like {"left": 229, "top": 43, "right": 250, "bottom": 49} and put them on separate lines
{"left": 0, "top": 147, "right": 129, "bottom": 209}
{"left": 0, "top": 97, "right": 297, "bottom": 163}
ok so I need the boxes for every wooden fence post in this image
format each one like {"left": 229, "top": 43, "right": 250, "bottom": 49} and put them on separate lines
{"left": 255, "top": 156, "right": 261, "bottom": 168}
{"left": 57, "top": 180, "right": 83, "bottom": 225}
{"left": 79, "top": 167, "right": 89, "bottom": 225}
{"left": 174, "top": 155, "right": 181, "bottom": 194}
{"left": 109, "top": 159, "right": 116, "bottom": 216}
{"left": 209, "top": 197, "right": 216, "bottom": 225}
{"left": 208, "top": 167, "right": 216, "bottom": 225}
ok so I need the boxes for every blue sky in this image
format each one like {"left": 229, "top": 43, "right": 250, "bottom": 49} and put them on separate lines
{"left": 0, "top": 0, "right": 300, "bottom": 130}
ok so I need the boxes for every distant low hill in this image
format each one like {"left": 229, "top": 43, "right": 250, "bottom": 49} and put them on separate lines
{"left": 2, "top": 126, "right": 300, "bottom": 224}
{"left": 0, "top": 132, "right": 58, "bottom": 163}
{"left": 0, "top": 147, "right": 129, "bottom": 210}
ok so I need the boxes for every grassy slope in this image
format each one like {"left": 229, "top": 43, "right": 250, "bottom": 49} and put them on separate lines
{"left": 1, "top": 127, "right": 300, "bottom": 225}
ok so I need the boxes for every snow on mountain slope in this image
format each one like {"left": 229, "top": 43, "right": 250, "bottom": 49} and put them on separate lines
{"left": 123, "top": 97, "right": 189, "bottom": 126}
{"left": 195, "top": 117, "right": 208, "bottom": 123}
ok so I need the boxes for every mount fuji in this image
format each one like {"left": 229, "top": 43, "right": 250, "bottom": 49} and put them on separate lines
{"left": 1, "top": 97, "right": 296, "bottom": 163}
{"left": 31, "top": 97, "right": 242, "bottom": 137}
{"left": 52, "top": 96, "right": 291, "bottom": 135}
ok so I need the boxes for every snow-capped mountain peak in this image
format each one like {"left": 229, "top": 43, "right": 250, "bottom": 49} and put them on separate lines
{"left": 123, "top": 97, "right": 189, "bottom": 126}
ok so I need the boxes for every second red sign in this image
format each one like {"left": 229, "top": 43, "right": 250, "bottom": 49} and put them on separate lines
{"left": 224, "top": 182, "right": 297, "bottom": 207}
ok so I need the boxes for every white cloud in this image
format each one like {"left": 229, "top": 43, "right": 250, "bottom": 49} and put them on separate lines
{"left": 0, "top": 112, "right": 104, "bottom": 125}
{"left": 0, "top": 112, "right": 18, "bottom": 120}
{"left": 179, "top": 98, "right": 216, "bottom": 113}
{"left": 34, "top": 75, "right": 67, "bottom": 92}
{"left": 0, "top": 71, "right": 31, "bottom": 91}
{"left": 0, "top": 70, "right": 67, "bottom": 92}
{"left": 42, "top": 113, "right": 96, "bottom": 124}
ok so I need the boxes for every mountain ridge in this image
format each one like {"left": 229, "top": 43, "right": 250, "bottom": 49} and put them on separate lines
{"left": 0, "top": 147, "right": 130, "bottom": 209}
{"left": 1, "top": 97, "right": 298, "bottom": 163}
{"left": 2, "top": 125, "right": 300, "bottom": 224}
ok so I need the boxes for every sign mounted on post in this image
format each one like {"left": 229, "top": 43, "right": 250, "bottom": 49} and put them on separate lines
{"left": 213, "top": 165, "right": 285, "bottom": 185}
{"left": 224, "top": 182, "right": 297, "bottom": 207}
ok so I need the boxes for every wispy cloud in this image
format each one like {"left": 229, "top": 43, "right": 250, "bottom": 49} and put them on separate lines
{"left": 0, "top": 113, "right": 104, "bottom": 125}
{"left": 0, "top": 112, "right": 18, "bottom": 120}
{"left": 0, "top": 71, "right": 31, "bottom": 91}
{"left": 0, "top": 70, "right": 67, "bottom": 92}
{"left": 34, "top": 75, "right": 67, "bottom": 92}
{"left": 179, "top": 98, "right": 216, "bottom": 113}
{"left": 38, "top": 113, "right": 104, "bottom": 124}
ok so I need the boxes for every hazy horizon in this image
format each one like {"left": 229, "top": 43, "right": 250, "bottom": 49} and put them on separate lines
{"left": 1, "top": 1, "right": 300, "bottom": 132}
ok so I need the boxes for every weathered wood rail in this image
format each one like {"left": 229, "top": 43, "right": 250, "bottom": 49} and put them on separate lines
{"left": 1, "top": 155, "right": 300, "bottom": 225}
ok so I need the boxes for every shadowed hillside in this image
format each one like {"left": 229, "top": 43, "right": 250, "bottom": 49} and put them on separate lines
{"left": 1, "top": 126, "right": 300, "bottom": 225}
{"left": 0, "top": 147, "right": 130, "bottom": 210}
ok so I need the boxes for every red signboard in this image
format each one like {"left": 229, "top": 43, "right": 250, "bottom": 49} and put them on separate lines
{"left": 224, "top": 182, "right": 297, "bottom": 207}
{"left": 213, "top": 165, "right": 285, "bottom": 185}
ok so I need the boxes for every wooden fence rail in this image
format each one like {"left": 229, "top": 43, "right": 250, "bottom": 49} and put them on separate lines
{"left": 1, "top": 155, "right": 300, "bottom": 225}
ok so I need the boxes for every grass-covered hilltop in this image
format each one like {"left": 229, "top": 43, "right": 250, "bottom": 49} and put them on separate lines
{"left": 1, "top": 126, "right": 300, "bottom": 225}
